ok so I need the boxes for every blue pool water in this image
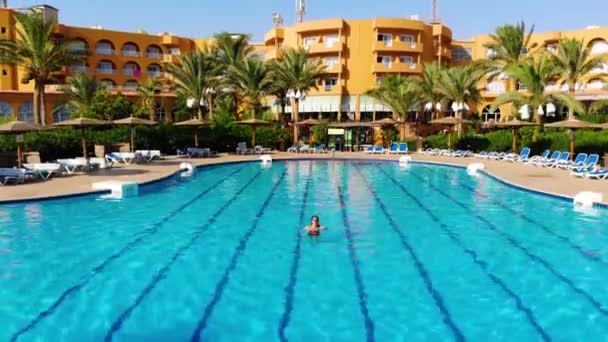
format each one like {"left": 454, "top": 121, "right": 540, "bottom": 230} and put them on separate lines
{"left": 1, "top": 160, "right": 608, "bottom": 341}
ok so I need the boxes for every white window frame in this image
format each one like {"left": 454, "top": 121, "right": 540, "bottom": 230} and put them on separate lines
{"left": 324, "top": 34, "right": 339, "bottom": 48}
{"left": 377, "top": 55, "right": 392, "bottom": 68}
{"left": 377, "top": 33, "right": 392, "bottom": 47}
{"left": 96, "top": 42, "right": 114, "bottom": 56}
{"left": 97, "top": 61, "right": 114, "bottom": 74}
{"left": 303, "top": 36, "right": 318, "bottom": 49}
{"left": 324, "top": 78, "right": 337, "bottom": 91}
{"left": 399, "top": 56, "right": 414, "bottom": 65}
{"left": 400, "top": 34, "right": 415, "bottom": 47}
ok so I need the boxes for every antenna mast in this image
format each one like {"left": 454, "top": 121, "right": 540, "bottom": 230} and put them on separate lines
{"left": 431, "top": 0, "right": 439, "bottom": 23}
{"left": 296, "top": 0, "right": 306, "bottom": 23}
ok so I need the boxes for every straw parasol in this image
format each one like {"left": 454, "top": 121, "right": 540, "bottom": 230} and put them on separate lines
{"left": 494, "top": 118, "right": 538, "bottom": 153}
{"left": 112, "top": 116, "right": 157, "bottom": 152}
{"left": 53, "top": 117, "right": 110, "bottom": 159}
{"left": 429, "top": 117, "right": 473, "bottom": 149}
{"left": 174, "top": 118, "right": 209, "bottom": 147}
{"left": 295, "top": 118, "right": 321, "bottom": 143}
{"left": 0, "top": 120, "right": 50, "bottom": 168}
{"left": 545, "top": 118, "right": 600, "bottom": 159}
{"left": 234, "top": 118, "right": 271, "bottom": 146}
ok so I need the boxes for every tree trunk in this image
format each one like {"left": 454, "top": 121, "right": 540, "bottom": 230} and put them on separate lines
{"left": 208, "top": 95, "right": 214, "bottom": 120}
{"left": 149, "top": 101, "right": 156, "bottom": 121}
{"left": 456, "top": 109, "right": 463, "bottom": 138}
{"left": 568, "top": 84, "right": 575, "bottom": 120}
{"left": 32, "top": 81, "right": 42, "bottom": 125}
{"left": 40, "top": 88, "right": 46, "bottom": 125}
{"left": 533, "top": 105, "right": 542, "bottom": 143}
{"left": 233, "top": 94, "right": 239, "bottom": 119}
{"left": 291, "top": 97, "right": 299, "bottom": 144}
{"left": 196, "top": 104, "right": 203, "bottom": 121}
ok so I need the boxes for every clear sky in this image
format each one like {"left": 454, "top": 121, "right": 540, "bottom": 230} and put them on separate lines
{"left": 10, "top": 0, "right": 608, "bottom": 41}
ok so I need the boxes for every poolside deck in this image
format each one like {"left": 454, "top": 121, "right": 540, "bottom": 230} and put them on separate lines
{"left": 1, "top": 152, "right": 607, "bottom": 205}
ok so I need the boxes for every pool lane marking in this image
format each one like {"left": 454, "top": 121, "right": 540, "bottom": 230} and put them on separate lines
{"left": 368, "top": 165, "right": 550, "bottom": 341}
{"left": 352, "top": 165, "right": 465, "bottom": 342}
{"left": 103, "top": 168, "right": 266, "bottom": 341}
{"left": 336, "top": 179, "right": 376, "bottom": 342}
{"left": 278, "top": 161, "right": 313, "bottom": 341}
{"left": 9, "top": 165, "right": 247, "bottom": 342}
{"left": 393, "top": 166, "right": 608, "bottom": 317}
{"left": 421, "top": 166, "right": 607, "bottom": 268}
{"left": 189, "top": 168, "right": 288, "bottom": 342}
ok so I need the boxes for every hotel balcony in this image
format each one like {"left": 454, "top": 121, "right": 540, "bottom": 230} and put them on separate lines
{"left": 322, "top": 63, "right": 344, "bottom": 74}
{"left": 161, "top": 54, "right": 180, "bottom": 64}
{"left": 372, "top": 62, "right": 421, "bottom": 74}
{"left": 305, "top": 41, "right": 345, "bottom": 55}
{"left": 96, "top": 49, "right": 116, "bottom": 56}
{"left": 264, "top": 28, "right": 285, "bottom": 46}
{"left": 53, "top": 24, "right": 67, "bottom": 36}
{"left": 96, "top": 68, "right": 116, "bottom": 75}
{"left": 373, "top": 40, "right": 423, "bottom": 53}
{"left": 372, "top": 18, "right": 426, "bottom": 31}
{"left": 145, "top": 51, "right": 163, "bottom": 59}
{"left": 435, "top": 46, "right": 452, "bottom": 59}
{"left": 161, "top": 34, "right": 180, "bottom": 46}
{"left": 265, "top": 49, "right": 279, "bottom": 60}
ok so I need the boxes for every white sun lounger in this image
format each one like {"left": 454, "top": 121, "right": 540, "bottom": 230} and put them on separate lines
{"left": 106, "top": 152, "right": 137, "bottom": 164}
{"left": 135, "top": 150, "right": 162, "bottom": 162}
{"left": 23, "top": 163, "right": 63, "bottom": 180}
{"left": 56, "top": 158, "right": 89, "bottom": 174}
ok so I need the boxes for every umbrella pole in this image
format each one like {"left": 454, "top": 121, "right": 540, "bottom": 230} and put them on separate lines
{"left": 194, "top": 129, "right": 199, "bottom": 147}
{"left": 448, "top": 127, "right": 452, "bottom": 150}
{"left": 130, "top": 127, "right": 135, "bottom": 152}
{"left": 16, "top": 141, "right": 23, "bottom": 168}
{"left": 512, "top": 127, "right": 517, "bottom": 153}
{"left": 252, "top": 127, "right": 256, "bottom": 146}
{"left": 570, "top": 129, "right": 575, "bottom": 161}
{"left": 81, "top": 127, "right": 87, "bottom": 159}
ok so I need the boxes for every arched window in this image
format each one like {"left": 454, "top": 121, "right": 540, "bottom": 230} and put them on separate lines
{"left": 53, "top": 104, "right": 71, "bottom": 123}
{"left": 95, "top": 40, "right": 115, "bottom": 56}
{"left": 124, "top": 80, "right": 139, "bottom": 90}
{"left": 99, "top": 79, "right": 116, "bottom": 90}
{"left": 123, "top": 62, "right": 141, "bottom": 77}
{"left": 0, "top": 101, "right": 12, "bottom": 120}
{"left": 156, "top": 102, "right": 165, "bottom": 122}
{"left": 18, "top": 101, "right": 34, "bottom": 122}
{"left": 482, "top": 105, "right": 501, "bottom": 122}
{"left": 146, "top": 44, "right": 163, "bottom": 59}
{"left": 486, "top": 80, "right": 505, "bottom": 94}
{"left": 587, "top": 79, "right": 607, "bottom": 90}
{"left": 68, "top": 39, "right": 88, "bottom": 53}
{"left": 147, "top": 63, "right": 162, "bottom": 77}
{"left": 121, "top": 42, "right": 140, "bottom": 57}
{"left": 589, "top": 39, "right": 608, "bottom": 55}
{"left": 69, "top": 61, "right": 88, "bottom": 73}
{"left": 96, "top": 60, "right": 116, "bottom": 74}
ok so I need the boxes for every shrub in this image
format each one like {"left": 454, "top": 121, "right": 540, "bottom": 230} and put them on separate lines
{"left": 424, "top": 133, "right": 448, "bottom": 149}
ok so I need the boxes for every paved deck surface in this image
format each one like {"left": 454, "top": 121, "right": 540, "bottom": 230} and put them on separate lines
{"left": 1, "top": 152, "right": 607, "bottom": 204}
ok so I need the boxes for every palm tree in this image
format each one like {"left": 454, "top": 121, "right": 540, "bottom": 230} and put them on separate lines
{"left": 485, "top": 22, "right": 536, "bottom": 78}
{"left": 434, "top": 63, "right": 487, "bottom": 137}
{"left": 228, "top": 58, "right": 273, "bottom": 119}
{"left": 271, "top": 48, "right": 324, "bottom": 143}
{"left": 165, "top": 50, "right": 216, "bottom": 120}
{"left": 0, "top": 11, "right": 84, "bottom": 125}
{"left": 415, "top": 63, "right": 444, "bottom": 120}
{"left": 492, "top": 54, "right": 584, "bottom": 141}
{"left": 366, "top": 75, "right": 422, "bottom": 141}
{"left": 62, "top": 73, "right": 98, "bottom": 118}
{"left": 136, "top": 79, "right": 160, "bottom": 120}
{"left": 552, "top": 38, "right": 608, "bottom": 119}
{"left": 214, "top": 32, "right": 253, "bottom": 117}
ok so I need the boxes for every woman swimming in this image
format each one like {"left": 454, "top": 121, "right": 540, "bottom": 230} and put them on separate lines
{"left": 304, "top": 215, "right": 327, "bottom": 237}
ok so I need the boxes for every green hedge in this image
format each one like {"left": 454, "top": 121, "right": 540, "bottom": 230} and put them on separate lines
{"left": 0, "top": 123, "right": 291, "bottom": 162}
{"left": 425, "top": 128, "right": 608, "bottom": 156}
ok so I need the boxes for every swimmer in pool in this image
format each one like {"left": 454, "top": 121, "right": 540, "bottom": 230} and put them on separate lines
{"left": 304, "top": 215, "right": 327, "bottom": 237}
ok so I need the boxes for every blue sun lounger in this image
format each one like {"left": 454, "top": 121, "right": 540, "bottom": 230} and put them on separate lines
{"left": 398, "top": 142, "right": 408, "bottom": 154}
{"left": 560, "top": 153, "right": 587, "bottom": 170}
{"left": 388, "top": 142, "right": 398, "bottom": 154}
{"left": 374, "top": 145, "right": 385, "bottom": 154}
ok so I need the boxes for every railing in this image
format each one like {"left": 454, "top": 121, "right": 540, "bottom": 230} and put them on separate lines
{"left": 96, "top": 49, "right": 115, "bottom": 56}
{"left": 146, "top": 52, "right": 162, "bottom": 59}
{"left": 121, "top": 50, "right": 140, "bottom": 57}
{"left": 123, "top": 69, "right": 140, "bottom": 76}
{"left": 147, "top": 70, "right": 161, "bottom": 77}
{"left": 96, "top": 68, "right": 115, "bottom": 75}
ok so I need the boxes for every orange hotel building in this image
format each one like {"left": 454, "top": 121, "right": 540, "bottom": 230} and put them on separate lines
{"left": 0, "top": 4, "right": 607, "bottom": 126}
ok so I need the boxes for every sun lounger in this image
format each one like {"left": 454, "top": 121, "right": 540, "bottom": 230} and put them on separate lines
{"left": 299, "top": 144, "right": 310, "bottom": 153}
{"left": 56, "top": 158, "right": 89, "bottom": 174}
{"left": 397, "top": 143, "right": 409, "bottom": 154}
{"left": 388, "top": 142, "right": 398, "bottom": 154}
{"left": 0, "top": 167, "right": 37, "bottom": 184}
{"left": 450, "top": 150, "right": 472, "bottom": 157}
{"left": 474, "top": 151, "right": 489, "bottom": 159}
{"left": 23, "top": 163, "right": 63, "bottom": 180}
{"left": 550, "top": 152, "right": 570, "bottom": 168}
{"left": 488, "top": 152, "right": 505, "bottom": 160}
{"left": 312, "top": 145, "right": 327, "bottom": 153}
{"left": 254, "top": 145, "right": 272, "bottom": 154}
{"left": 505, "top": 147, "right": 530, "bottom": 162}
{"left": 522, "top": 149, "right": 549, "bottom": 165}
{"left": 365, "top": 145, "right": 374, "bottom": 154}
{"left": 287, "top": 145, "right": 298, "bottom": 153}
{"left": 585, "top": 168, "right": 608, "bottom": 180}
{"left": 135, "top": 150, "right": 162, "bottom": 162}
{"left": 559, "top": 153, "right": 587, "bottom": 170}
{"left": 105, "top": 152, "right": 137, "bottom": 164}
{"left": 236, "top": 142, "right": 254, "bottom": 155}
{"left": 570, "top": 154, "right": 599, "bottom": 174}
{"left": 536, "top": 151, "right": 561, "bottom": 167}
{"left": 373, "top": 145, "right": 384, "bottom": 154}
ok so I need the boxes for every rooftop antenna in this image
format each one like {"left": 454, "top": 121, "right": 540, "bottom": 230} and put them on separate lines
{"left": 272, "top": 12, "right": 284, "bottom": 28}
{"left": 431, "top": 0, "right": 439, "bottom": 23}
{"left": 2, "top": 0, "right": 7, "bottom": 8}
{"left": 296, "top": 0, "right": 306, "bottom": 23}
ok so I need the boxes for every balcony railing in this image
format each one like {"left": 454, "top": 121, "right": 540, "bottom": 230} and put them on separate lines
{"left": 96, "top": 49, "right": 115, "bottom": 56}
{"left": 146, "top": 52, "right": 162, "bottom": 59}
{"left": 147, "top": 70, "right": 161, "bottom": 77}
{"left": 373, "top": 40, "right": 422, "bottom": 53}
{"left": 68, "top": 48, "right": 88, "bottom": 55}
{"left": 122, "top": 50, "right": 140, "bottom": 57}
{"left": 123, "top": 69, "right": 141, "bottom": 76}
{"left": 96, "top": 68, "right": 115, "bottom": 75}
{"left": 69, "top": 66, "right": 88, "bottom": 73}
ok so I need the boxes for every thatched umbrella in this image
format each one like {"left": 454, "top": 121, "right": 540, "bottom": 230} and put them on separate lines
{"left": 545, "top": 118, "right": 600, "bottom": 160}
{"left": 429, "top": 117, "right": 473, "bottom": 149}
{"left": 174, "top": 118, "right": 209, "bottom": 147}
{"left": 494, "top": 118, "right": 539, "bottom": 153}
{"left": 234, "top": 118, "right": 271, "bottom": 146}
{"left": 0, "top": 120, "right": 50, "bottom": 168}
{"left": 53, "top": 117, "right": 110, "bottom": 158}
{"left": 295, "top": 118, "right": 321, "bottom": 143}
{"left": 112, "top": 116, "right": 157, "bottom": 152}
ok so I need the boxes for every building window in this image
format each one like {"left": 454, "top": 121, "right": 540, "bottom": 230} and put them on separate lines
{"left": 482, "top": 105, "right": 501, "bottom": 123}
{"left": 323, "top": 56, "right": 339, "bottom": 68}
{"left": 377, "top": 56, "right": 391, "bottom": 68}
{"left": 95, "top": 40, "right": 115, "bottom": 56}
{"left": 156, "top": 102, "right": 166, "bottom": 122}
{"left": 96, "top": 61, "right": 115, "bottom": 74}
{"left": 168, "top": 47, "right": 180, "bottom": 55}
{"left": 377, "top": 33, "right": 392, "bottom": 47}
{"left": 1, "top": 27, "right": 6, "bottom": 34}
{"left": 147, "top": 63, "right": 162, "bottom": 77}
{"left": 521, "top": 47, "right": 529, "bottom": 55}
{"left": 486, "top": 48, "right": 496, "bottom": 58}
{"left": 400, "top": 34, "right": 415, "bottom": 47}
{"left": 0, "top": 101, "right": 12, "bottom": 120}
{"left": 123, "top": 62, "right": 141, "bottom": 77}
{"left": 590, "top": 39, "right": 608, "bottom": 55}
{"left": 53, "top": 104, "right": 71, "bottom": 123}
{"left": 121, "top": 43, "right": 140, "bottom": 57}
{"left": 100, "top": 79, "right": 115, "bottom": 90}
{"left": 517, "top": 82, "right": 528, "bottom": 92}
{"left": 2, "top": 69, "right": 6, "bottom": 76}
{"left": 146, "top": 45, "right": 163, "bottom": 58}
{"left": 399, "top": 56, "right": 414, "bottom": 65}
{"left": 69, "top": 62, "right": 87, "bottom": 73}
{"left": 303, "top": 36, "right": 317, "bottom": 49}
{"left": 124, "top": 80, "right": 139, "bottom": 90}
{"left": 18, "top": 101, "right": 34, "bottom": 122}
{"left": 486, "top": 81, "right": 505, "bottom": 94}
{"left": 546, "top": 44, "right": 557, "bottom": 54}
{"left": 324, "top": 34, "right": 340, "bottom": 48}
{"left": 452, "top": 46, "right": 472, "bottom": 61}
{"left": 324, "top": 78, "right": 337, "bottom": 91}
{"left": 68, "top": 40, "right": 87, "bottom": 53}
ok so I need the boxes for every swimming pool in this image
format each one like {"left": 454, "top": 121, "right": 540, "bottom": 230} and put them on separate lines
{"left": 1, "top": 160, "right": 608, "bottom": 341}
